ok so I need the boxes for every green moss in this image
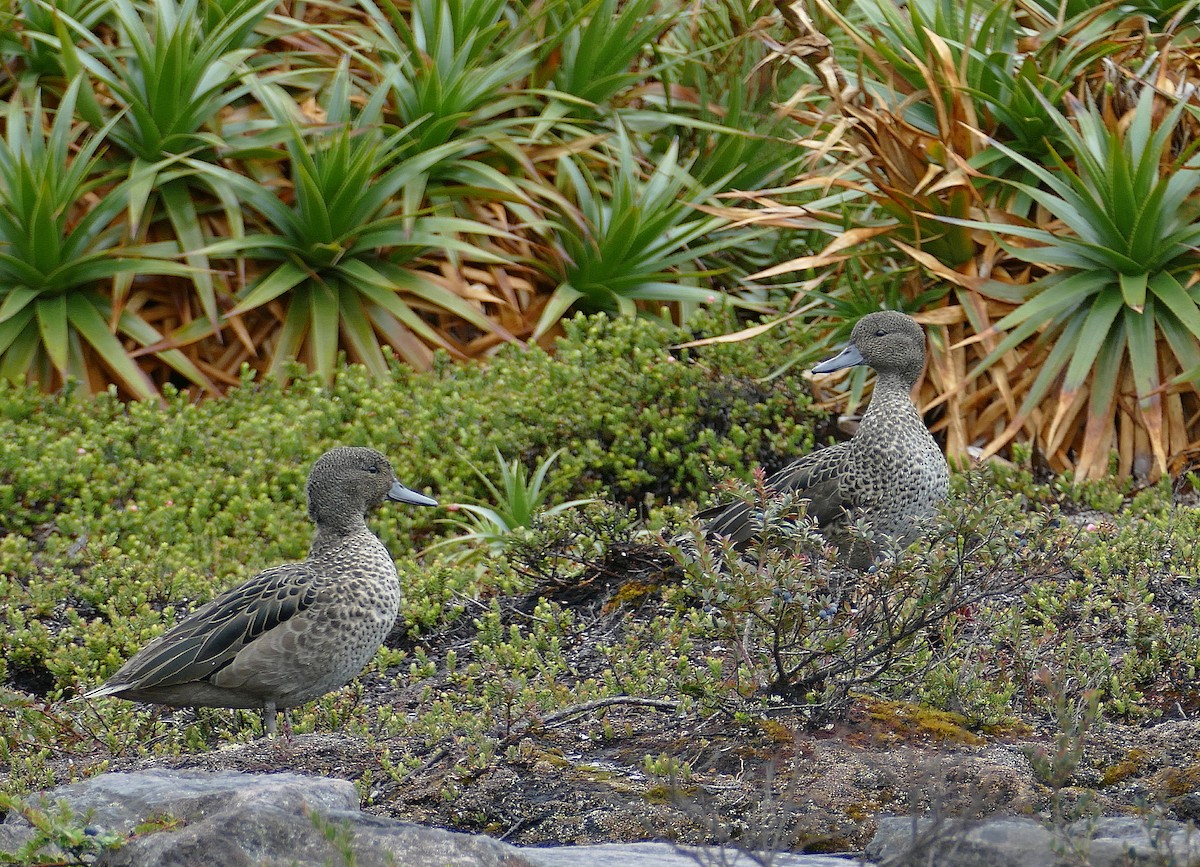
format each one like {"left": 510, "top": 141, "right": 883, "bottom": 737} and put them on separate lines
{"left": 0, "top": 312, "right": 813, "bottom": 565}
{"left": 643, "top": 783, "right": 696, "bottom": 803}
{"left": 862, "top": 698, "right": 984, "bottom": 746}
{"left": 607, "top": 580, "right": 661, "bottom": 608}
{"left": 842, "top": 801, "right": 879, "bottom": 822}
{"left": 0, "top": 311, "right": 812, "bottom": 718}
{"left": 756, "top": 719, "right": 796, "bottom": 744}
{"left": 1149, "top": 764, "right": 1200, "bottom": 798}
{"left": 1100, "top": 748, "right": 1150, "bottom": 787}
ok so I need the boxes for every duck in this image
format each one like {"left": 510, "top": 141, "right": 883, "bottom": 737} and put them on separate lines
{"left": 700, "top": 310, "right": 949, "bottom": 568}
{"left": 85, "top": 446, "right": 437, "bottom": 736}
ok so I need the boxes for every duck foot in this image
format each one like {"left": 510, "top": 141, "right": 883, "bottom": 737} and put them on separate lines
{"left": 262, "top": 703, "right": 295, "bottom": 741}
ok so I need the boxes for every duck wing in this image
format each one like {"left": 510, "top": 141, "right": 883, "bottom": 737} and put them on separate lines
{"left": 699, "top": 443, "right": 854, "bottom": 547}
{"left": 88, "top": 563, "right": 319, "bottom": 695}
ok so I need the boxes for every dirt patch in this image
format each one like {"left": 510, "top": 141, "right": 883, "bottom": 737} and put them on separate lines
{"left": 80, "top": 699, "right": 1182, "bottom": 853}
{"left": 11, "top": 532, "right": 1200, "bottom": 854}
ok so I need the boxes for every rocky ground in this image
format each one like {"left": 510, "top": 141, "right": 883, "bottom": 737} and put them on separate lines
{"left": 21, "top": 565, "right": 1200, "bottom": 863}
{"left": 11, "top": 707, "right": 1200, "bottom": 865}
{"left": 86, "top": 703, "right": 1200, "bottom": 854}
{"left": 10, "top": 492, "right": 1200, "bottom": 862}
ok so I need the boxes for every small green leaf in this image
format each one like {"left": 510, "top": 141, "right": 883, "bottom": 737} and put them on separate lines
{"left": 35, "top": 296, "right": 69, "bottom": 375}
{"left": 1118, "top": 272, "right": 1147, "bottom": 313}
{"left": 533, "top": 284, "right": 586, "bottom": 339}
{"left": 229, "top": 262, "right": 311, "bottom": 316}
{"left": 309, "top": 282, "right": 340, "bottom": 383}
{"left": 64, "top": 294, "right": 157, "bottom": 400}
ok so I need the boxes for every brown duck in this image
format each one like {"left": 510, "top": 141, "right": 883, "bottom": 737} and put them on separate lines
{"left": 85, "top": 446, "right": 437, "bottom": 735}
{"left": 701, "top": 311, "right": 949, "bottom": 568}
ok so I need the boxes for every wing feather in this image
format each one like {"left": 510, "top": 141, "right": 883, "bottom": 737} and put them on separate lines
{"left": 700, "top": 444, "right": 854, "bottom": 547}
{"left": 96, "top": 563, "right": 319, "bottom": 693}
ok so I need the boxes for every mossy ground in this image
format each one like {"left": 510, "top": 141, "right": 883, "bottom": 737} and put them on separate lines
{"left": 4, "top": 312, "right": 1200, "bottom": 852}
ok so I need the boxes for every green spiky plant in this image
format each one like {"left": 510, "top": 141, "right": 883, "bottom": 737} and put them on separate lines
{"left": 424, "top": 448, "right": 596, "bottom": 562}
{"left": 361, "top": 0, "right": 538, "bottom": 153}
{"left": 195, "top": 64, "right": 517, "bottom": 378}
{"left": 705, "top": 0, "right": 1200, "bottom": 479}
{"left": 535, "top": 129, "right": 758, "bottom": 336}
{"left": 48, "top": 0, "right": 279, "bottom": 339}
{"left": 946, "top": 89, "right": 1200, "bottom": 480}
{"left": 7, "top": 0, "right": 109, "bottom": 86}
{"left": 2, "top": 0, "right": 822, "bottom": 394}
{"left": 535, "top": 0, "right": 670, "bottom": 109}
{"left": 0, "top": 80, "right": 208, "bottom": 397}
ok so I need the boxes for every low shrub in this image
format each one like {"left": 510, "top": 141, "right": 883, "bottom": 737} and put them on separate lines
{"left": 0, "top": 311, "right": 817, "bottom": 708}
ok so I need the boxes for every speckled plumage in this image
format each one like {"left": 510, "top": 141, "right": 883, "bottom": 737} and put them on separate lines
{"left": 702, "top": 311, "right": 949, "bottom": 568}
{"left": 86, "top": 447, "right": 437, "bottom": 735}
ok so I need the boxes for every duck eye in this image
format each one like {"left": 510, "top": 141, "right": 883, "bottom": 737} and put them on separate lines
{"left": 874, "top": 329, "right": 886, "bottom": 337}
{"left": 367, "top": 465, "right": 379, "bottom": 474}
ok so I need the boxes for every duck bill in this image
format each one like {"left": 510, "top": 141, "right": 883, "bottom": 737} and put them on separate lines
{"left": 388, "top": 482, "right": 438, "bottom": 507}
{"left": 811, "top": 343, "right": 865, "bottom": 374}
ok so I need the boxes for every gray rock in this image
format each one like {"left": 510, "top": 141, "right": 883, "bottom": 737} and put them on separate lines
{"left": 1067, "top": 815, "right": 1200, "bottom": 866}
{"left": 867, "top": 816, "right": 1054, "bottom": 867}
{"left": 29, "top": 769, "right": 1200, "bottom": 867}
{"left": 102, "top": 805, "right": 532, "bottom": 867}
{"left": 524, "top": 841, "right": 855, "bottom": 865}
{"left": 1, "top": 769, "right": 862, "bottom": 867}
{"left": 868, "top": 813, "right": 1200, "bottom": 867}
{"left": 1173, "top": 794, "right": 1200, "bottom": 823}
{"left": 7, "top": 770, "right": 358, "bottom": 835}
{"left": 3, "top": 770, "right": 535, "bottom": 867}
{"left": 0, "top": 824, "right": 37, "bottom": 858}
